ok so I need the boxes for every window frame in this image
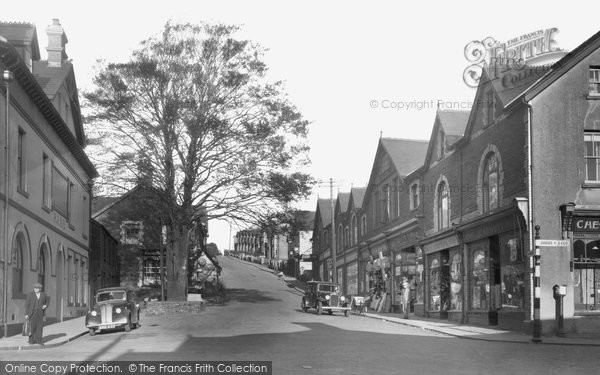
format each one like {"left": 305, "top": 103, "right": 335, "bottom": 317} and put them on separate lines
{"left": 585, "top": 132, "right": 600, "bottom": 182}
{"left": 482, "top": 153, "right": 499, "bottom": 212}
{"left": 589, "top": 66, "right": 600, "bottom": 97}
{"left": 437, "top": 182, "right": 449, "bottom": 230}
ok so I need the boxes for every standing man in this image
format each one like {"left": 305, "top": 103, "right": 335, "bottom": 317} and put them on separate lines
{"left": 25, "top": 283, "right": 49, "bottom": 345}
{"left": 401, "top": 276, "right": 411, "bottom": 319}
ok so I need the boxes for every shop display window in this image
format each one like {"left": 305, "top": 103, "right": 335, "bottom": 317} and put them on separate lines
{"left": 449, "top": 250, "right": 462, "bottom": 310}
{"left": 471, "top": 249, "right": 489, "bottom": 310}
{"left": 429, "top": 255, "right": 441, "bottom": 311}
{"left": 500, "top": 264, "right": 525, "bottom": 309}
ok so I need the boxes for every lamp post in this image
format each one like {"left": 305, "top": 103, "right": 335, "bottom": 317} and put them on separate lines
{"left": 2, "top": 70, "right": 14, "bottom": 340}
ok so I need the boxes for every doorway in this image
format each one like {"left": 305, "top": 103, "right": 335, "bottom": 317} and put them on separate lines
{"left": 574, "top": 240, "right": 600, "bottom": 312}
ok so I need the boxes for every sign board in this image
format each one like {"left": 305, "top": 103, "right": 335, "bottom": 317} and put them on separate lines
{"left": 572, "top": 218, "right": 600, "bottom": 232}
{"left": 535, "top": 239, "right": 570, "bottom": 247}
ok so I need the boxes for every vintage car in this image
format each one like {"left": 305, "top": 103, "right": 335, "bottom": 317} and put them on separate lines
{"left": 86, "top": 287, "right": 141, "bottom": 336}
{"left": 301, "top": 281, "right": 351, "bottom": 316}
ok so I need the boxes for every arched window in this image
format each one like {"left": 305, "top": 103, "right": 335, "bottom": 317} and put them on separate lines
{"left": 338, "top": 224, "right": 343, "bottom": 253}
{"left": 344, "top": 227, "right": 350, "bottom": 248}
{"left": 12, "top": 235, "right": 24, "bottom": 297}
{"left": 38, "top": 249, "right": 46, "bottom": 288}
{"left": 483, "top": 153, "right": 499, "bottom": 212}
{"left": 351, "top": 215, "right": 358, "bottom": 245}
{"left": 437, "top": 182, "right": 449, "bottom": 229}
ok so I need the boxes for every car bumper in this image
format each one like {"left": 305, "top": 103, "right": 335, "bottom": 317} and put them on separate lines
{"left": 323, "top": 306, "right": 351, "bottom": 311}
{"left": 86, "top": 317, "right": 129, "bottom": 330}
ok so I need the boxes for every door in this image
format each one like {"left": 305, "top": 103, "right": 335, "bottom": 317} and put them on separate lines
{"left": 573, "top": 240, "right": 600, "bottom": 312}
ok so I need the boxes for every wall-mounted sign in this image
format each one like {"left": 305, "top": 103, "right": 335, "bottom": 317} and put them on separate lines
{"left": 572, "top": 218, "right": 600, "bottom": 232}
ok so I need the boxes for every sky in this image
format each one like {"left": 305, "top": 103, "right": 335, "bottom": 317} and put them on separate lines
{"left": 3, "top": 1, "right": 599, "bottom": 251}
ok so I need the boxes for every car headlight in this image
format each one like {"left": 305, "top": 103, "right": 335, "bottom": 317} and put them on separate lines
{"left": 340, "top": 296, "right": 346, "bottom": 302}
{"left": 91, "top": 311, "right": 97, "bottom": 317}
{"left": 115, "top": 308, "right": 122, "bottom": 314}
{"left": 325, "top": 295, "right": 330, "bottom": 300}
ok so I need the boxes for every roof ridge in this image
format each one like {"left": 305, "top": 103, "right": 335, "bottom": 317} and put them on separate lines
{"left": 381, "top": 137, "right": 429, "bottom": 143}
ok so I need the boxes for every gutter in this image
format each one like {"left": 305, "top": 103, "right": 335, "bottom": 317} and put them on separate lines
{"left": 524, "top": 98, "right": 535, "bottom": 322}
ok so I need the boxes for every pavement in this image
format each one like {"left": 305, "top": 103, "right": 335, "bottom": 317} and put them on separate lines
{"left": 2, "top": 256, "right": 600, "bottom": 350}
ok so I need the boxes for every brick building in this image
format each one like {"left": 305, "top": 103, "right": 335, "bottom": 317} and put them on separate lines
{"left": 89, "top": 219, "right": 119, "bottom": 296}
{"left": 312, "top": 30, "right": 600, "bottom": 334}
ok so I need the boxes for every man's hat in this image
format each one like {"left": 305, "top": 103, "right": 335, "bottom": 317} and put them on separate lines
{"left": 33, "top": 283, "right": 43, "bottom": 289}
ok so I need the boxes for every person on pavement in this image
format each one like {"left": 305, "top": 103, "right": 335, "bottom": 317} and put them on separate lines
{"left": 25, "top": 282, "right": 49, "bottom": 345}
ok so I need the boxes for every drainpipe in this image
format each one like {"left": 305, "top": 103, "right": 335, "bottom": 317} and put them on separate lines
{"left": 524, "top": 99, "right": 535, "bottom": 322}
{"left": 2, "top": 70, "right": 14, "bottom": 339}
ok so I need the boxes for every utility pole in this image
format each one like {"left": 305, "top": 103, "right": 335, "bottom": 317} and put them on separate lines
{"left": 330, "top": 178, "right": 336, "bottom": 283}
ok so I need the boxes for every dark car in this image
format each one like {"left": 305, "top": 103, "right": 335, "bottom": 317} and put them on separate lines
{"left": 301, "top": 281, "right": 350, "bottom": 316}
{"left": 86, "top": 287, "right": 141, "bottom": 336}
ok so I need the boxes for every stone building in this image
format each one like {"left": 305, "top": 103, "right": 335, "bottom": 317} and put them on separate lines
{"left": 0, "top": 19, "right": 98, "bottom": 334}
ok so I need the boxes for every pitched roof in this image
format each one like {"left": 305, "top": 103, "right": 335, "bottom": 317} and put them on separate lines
{"left": 0, "top": 38, "right": 97, "bottom": 178}
{"left": 483, "top": 64, "right": 552, "bottom": 107}
{"left": 350, "top": 187, "right": 367, "bottom": 209}
{"left": 380, "top": 138, "right": 429, "bottom": 177}
{"left": 91, "top": 196, "right": 120, "bottom": 216}
{"left": 337, "top": 192, "right": 350, "bottom": 213}
{"left": 437, "top": 110, "right": 470, "bottom": 146}
{"left": 33, "top": 60, "right": 72, "bottom": 99}
{"left": 317, "top": 198, "right": 332, "bottom": 227}
{"left": 0, "top": 22, "right": 40, "bottom": 60}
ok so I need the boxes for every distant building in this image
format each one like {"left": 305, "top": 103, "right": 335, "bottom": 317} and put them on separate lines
{"left": 89, "top": 219, "right": 119, "bottom": 296}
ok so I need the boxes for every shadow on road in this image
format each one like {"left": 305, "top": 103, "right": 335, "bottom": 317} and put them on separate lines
{"left": 224, "top": 288, "right": 281, "bottom": 303}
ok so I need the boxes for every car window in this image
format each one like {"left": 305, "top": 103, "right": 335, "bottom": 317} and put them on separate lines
{"left": 97, "top": 291, "right": 126, "bottom": 302}
{"left": 318, "top": 285, "right": 338, "bottom": 292}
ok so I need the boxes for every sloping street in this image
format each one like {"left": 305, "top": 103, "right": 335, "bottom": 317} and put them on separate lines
{"left": 1, "top": 256, "right": 599, "bottom": 374}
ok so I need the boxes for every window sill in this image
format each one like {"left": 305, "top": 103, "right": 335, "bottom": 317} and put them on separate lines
{"left": 582, "top": 181, "right": 600, "bottom": 188}
{"left": 17, "top": 187, "right": 29, "bottom": 199}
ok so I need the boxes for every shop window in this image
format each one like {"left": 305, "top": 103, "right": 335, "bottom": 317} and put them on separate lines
{"left": 429, "top": 256, "right": 441, "bottom": 311}
{"left": 471, "top": 249, "right": 489, "bottom": 310}
{"left": 584, "top": 132, "right": 600, "bottom": 182}
{"left": 482, "top": 153, "right": 499, "bottom": 212}
{"left": 590, "top": 66, "right": 600, "bottom": 97}
{"left": 499, "top": 238, "right": 525, "bottom": 309}
{"left": 449, "top": 250, "right": 462, "bottom": 310}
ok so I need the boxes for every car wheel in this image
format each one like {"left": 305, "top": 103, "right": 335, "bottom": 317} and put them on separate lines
{"left": 328, "top": 309, "right": 333, "bottom": 315}
{"left": 124, "top": 319, "right": 131, "bottom": 332}
{"left": 317, "top": 301, "right": 323, "bottom": 315}
{"left": 89, "top": 328, "right": 96, "bottom": 336}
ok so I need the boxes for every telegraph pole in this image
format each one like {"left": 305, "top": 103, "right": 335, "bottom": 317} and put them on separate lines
{"left": 330, "top": 178, "right": 336, "bottom": 283}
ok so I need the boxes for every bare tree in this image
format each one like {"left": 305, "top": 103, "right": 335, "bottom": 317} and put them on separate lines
{"left": 84, "top": 22, "right": 313, "bottom": 300}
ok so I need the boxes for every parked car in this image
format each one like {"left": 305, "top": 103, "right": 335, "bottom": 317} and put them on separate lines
{"left": 86, "top": 287, "right": 141, "bottom": 336}
{"left": 301, "top": 281, "right": 350, "bottom": 316}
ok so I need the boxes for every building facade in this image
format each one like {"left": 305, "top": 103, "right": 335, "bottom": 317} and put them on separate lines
{"left": 312, "top": 30, "right": 600, "bottom": 334}
{"left": 0, "top": 19, "right": 98, "bottom": 333}
{"left": 89, "top": 219, "right": 119, "bottom": 296}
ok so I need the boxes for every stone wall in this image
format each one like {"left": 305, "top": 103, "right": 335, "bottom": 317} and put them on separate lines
{"left": 143, "top": 301, "right": 205, "bottom": 315}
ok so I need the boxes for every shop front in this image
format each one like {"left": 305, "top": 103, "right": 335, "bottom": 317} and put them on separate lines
{"left": 572, "top": 217, "right": 600, "bottom": 314}
{"left": 461, "top": 209, "right": 527, "bottom": 330}
{"left": 364, "top": 243, "right": 392, "bottom": 313}
{"left": 346, "top": 261, "right": 359, "bottom": 296}
{"left": 422, "top": 232, "right": 460, "bottom": 321}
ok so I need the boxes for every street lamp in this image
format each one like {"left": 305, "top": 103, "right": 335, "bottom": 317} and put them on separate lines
{"left": 2, "top": 70, "right": 14, "bottom": 339}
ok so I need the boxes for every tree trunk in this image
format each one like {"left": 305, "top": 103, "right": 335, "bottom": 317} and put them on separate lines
{"left": 166, "top": 223, "right": 190, "bottom": 301}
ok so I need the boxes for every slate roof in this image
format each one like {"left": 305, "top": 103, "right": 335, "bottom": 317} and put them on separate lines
{"left": 350, "top": 187, "right": 367, "bottom": 209}
{"left": 317, "top": 199, "right": 332, "bottom": 227}
{"left": 437, "top": 110, "right": 470, "bottom": 146}
{"left": 33, "top": 60, "right": 72, "bottom": 99}
{"left": 92, "top": 196, "right": 121, "bottom": 216}
{"left": 0, "top": 22, "right": 40, "bottom": 60}
{"left": 337, "top": 192, "right": 350, "bottom": 213}
{"left": 380, "top": 138, "right": 429, "bottom": 177}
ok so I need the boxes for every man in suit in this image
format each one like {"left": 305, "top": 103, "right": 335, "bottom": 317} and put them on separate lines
{"left": 24, "top": 283, "right": 49, "bottom": 345}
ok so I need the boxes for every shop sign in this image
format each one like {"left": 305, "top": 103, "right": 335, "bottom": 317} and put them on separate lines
{"left": 572, "top": 218, "right": 600, "bottom": 233}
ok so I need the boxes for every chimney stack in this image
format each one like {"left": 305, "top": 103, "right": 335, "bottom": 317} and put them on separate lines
{"left": 46, "top": 18, "right": 68, "bottom": 68}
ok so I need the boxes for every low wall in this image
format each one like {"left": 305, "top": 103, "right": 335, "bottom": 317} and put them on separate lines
{"left": 143, "top": 301, "right": 206, "bottom": 315}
